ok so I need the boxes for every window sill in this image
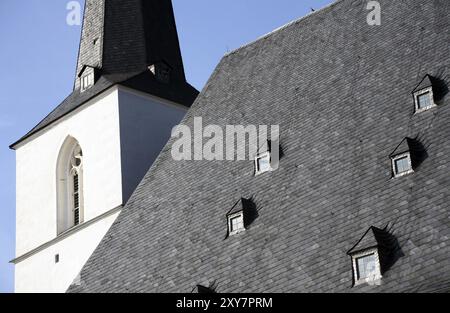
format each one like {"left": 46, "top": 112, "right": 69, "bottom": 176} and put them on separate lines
{"left": 57, "top": 223, "right": 85, "bottom": 238}
{"left": 229, "top": 229, "right": 246, "bottom": 237}
{"left": 354, "top": 275, "right": 383, "bottom": 287}
{"left": 255, "top": 168, "right": 274, "bottom": 176}
{"left": 414, "top": 104, "right": 437, "bottom": 114}
{"left": 392, "top": 169, "right": 414, "bottom": 179}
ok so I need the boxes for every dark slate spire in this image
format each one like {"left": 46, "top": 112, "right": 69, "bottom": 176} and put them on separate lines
{"left": 74, "top": 0, "right": 187, "bottom": 90}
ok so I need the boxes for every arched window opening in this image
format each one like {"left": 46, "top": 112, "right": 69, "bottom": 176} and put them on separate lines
{"left": 56, "top": 137, "right": 84, "bottom": 235}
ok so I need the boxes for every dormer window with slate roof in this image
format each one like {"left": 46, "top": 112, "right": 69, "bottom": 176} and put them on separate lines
{"left": 255, "top": 152, "right": 271, "bottom": 175}
{"left": 413, "top": 75, "right": 436, "bottom": 113}
{"left": 78, "top": 65, "right": 97, "bottom": 92}
{"left": 347, "top": 227, "right": 384, "bottom": 286}
{"left": 228, "top": 212, "right": 244, "bottom": 236}
{"left": 390, "top": 138, "right": 414, "bottom": 178}
{"left": 352, "top": 249, "right": 381, "bottom": 285}
{"left": 194, "top": 281, "right": 218, "bottom": 294}
{"left": 255, "top": 139, "right": 278, "bottom": 175}
{"left": 149, "top": 61, "right": 172, "bottom": 84}
{"left": 81, "top": 73, "right": 94, "bottom": 92}
{"left": 226, "top": 198, "right": 256, "bottom": 236}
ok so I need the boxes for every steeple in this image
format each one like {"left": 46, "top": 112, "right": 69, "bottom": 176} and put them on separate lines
{"left": 74, "top": 0, "right": 187, "bottom": 90}
{"left": 10, "top": 0, "right": 198, "bottom": 150}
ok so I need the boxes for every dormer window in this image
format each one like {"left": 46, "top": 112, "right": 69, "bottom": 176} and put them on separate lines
{"left": 228, "top": 212, "right": 244, "bottom": 235}
{"left": 390, "top": 137, "right": 416, "bottom": 178}
{"left": 149, "top": 61, "right": 171, "bottom": 84}
{"left": 416, "top": 91, "right": 433, "bottom": 110}
{"left": 254, "top": 137, "right": 281, "bottom": 175}
{"left": 351, "top": 248, "right": 382, "bottom": 285}
{"left": 194, "top": 281, "right": 218, "bottom": 294}
{"left": 413, "top": 75, "right": 436, "bottom": 113}
{"left": 347, "top": 226, "right": 388, "bottom": 286}
{"left": 255, "top": 152, "right": 271, "bottom": 175}
{"left": 392, "top": 153, "right": 413, "bottom": 177}
{"left": 226, "top": 198, "right": 256, "bottom": 237}
{"left": 78, "top": 65, "right": 98, "bottom": 92}
{"left": 81, "top": 72, "right": 94, "bottom": 92}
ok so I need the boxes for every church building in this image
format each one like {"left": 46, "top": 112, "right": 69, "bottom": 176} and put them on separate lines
{"left": 11, "top": 0, "right": 450, "bottom": 293}
{"left": 10, "top": 0, "right": 198, "bottom": 292}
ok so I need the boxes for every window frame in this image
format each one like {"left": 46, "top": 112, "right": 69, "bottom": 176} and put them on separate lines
{"left": 414, "top": 87, "right": 436, "bottom": 114}
{"left": 351, "top": 248, "right": 382, "bottom": 286}
{"left": 254, "top": 151, "right": 272, "bottom": 176}
{"left": 81, "top": 72, "right": 94, "bottom": 92}
{"left": 391, "top": 152, "right": 414, "bottom": 178}
{"left": 227, "top": 212, "right": 245, "bottom": 236}
{"left": 57, "top": 137, "right": 85, "bottom": 236}
{"left": 148, "top": 62, "right": 171, "bottom": 84}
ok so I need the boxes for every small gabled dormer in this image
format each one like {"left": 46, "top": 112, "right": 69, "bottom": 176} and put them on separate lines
{"left": 194, "top": 281, "right": 218, "bottom": 294}
{"left": 347, "top": 227, "right": 384, "bottom": 286}
{"left": 390, "top": 138, "right": 414, "bottom": 178}
{"left": 389, "top": 137, "right": 428, "bottom": 178}
{"left": 78, "top": 65, "right": 99, "bottom": 92}
{"left": 226, "top": 198, "right": 257, "bottom": 237}
{"left": 413, "top": 75, "right": 436, "bottom": 113}
{"left": 148, "top": 61, "right": 172, "bottom": 84}
{"left": 348, "top": 226, "right": 403, "bottom": 287}
{"left": 255, "top": 139, "right": 280, "bottom": 175}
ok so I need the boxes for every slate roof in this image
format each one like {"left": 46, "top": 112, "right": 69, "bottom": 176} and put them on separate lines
{"left": 10, "top": 0, "right": 199, "bottom": 149}
{"left": 413, "top": 75, "right": 433, "bottom": 93}
{"left": 390, "top": 137, "right": 411, "bottom": 157}
{"left": 347, "top": 226, "right": 386, "bottom": 254}
{"left": 69, "top": 0, "right": 450, "bottom": 293}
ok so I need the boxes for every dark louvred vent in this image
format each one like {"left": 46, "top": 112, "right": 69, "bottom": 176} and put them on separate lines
{"left": 73, "top": 174, "right": 80, "bottom": 226}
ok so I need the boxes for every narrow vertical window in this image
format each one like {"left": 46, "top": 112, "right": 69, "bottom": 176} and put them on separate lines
{"left": 57, "top": 137, "right": 84, "bottom": 234}
{"left": 230, "top": 215, "right": 244, "bottom": 233}
{"left": 394, "top": 156, "right": 409, "bottom": 174}
{"left": 73, "top": 173, "right": 80, "bottom": 226}
{"left": 227, "top": 212, "right": 244, "bottom": 235}
{"left": 391, "top": 153, "right": 413, "bottom": 178}
{"left": 350, "top": 249, "right": 382, "bottom": 285}
{"left": 81, "top": 72, "right": 94, "bottom": 92}
{"left": 255, "top": 152, "right": 271, "bottom": 175}
{"left": 412, "top": 75, "right": 436, "bottom": 113}
{"left": 416, "top": 92, "right": 432, "bottom": 110}
{"left": 356, "top": 253, "right": 377, "bottom": 280}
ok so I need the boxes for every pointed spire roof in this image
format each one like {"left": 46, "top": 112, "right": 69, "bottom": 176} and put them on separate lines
{"left": 74, "top": 0, "right": 187, "bottom": 89}
{"left": 413, "top": 74, "right": 433, "bottom": 93}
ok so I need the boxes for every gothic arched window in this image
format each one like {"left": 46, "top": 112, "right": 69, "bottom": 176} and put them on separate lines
{"left": 56, "top": 137, "right": 84, "bottom": 234}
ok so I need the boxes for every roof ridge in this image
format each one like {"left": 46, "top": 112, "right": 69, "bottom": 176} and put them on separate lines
{"left": 223, "top": 0, "right": 345, "bottom": 58}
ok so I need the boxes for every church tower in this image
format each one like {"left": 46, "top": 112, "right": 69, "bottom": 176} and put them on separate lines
{"left": 10, "top": 0, "right": 198, "bottom": 293}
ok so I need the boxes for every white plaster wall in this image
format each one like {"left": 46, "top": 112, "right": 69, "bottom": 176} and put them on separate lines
{"left": 14, "top": 87, "right": 123, "bottom": 293}
{"left": 118, "top": 86, "right": 187, "bottom": 202}
{"left": 14, "top": 85, "right": 189, "bottom": 293}
{"left": 15, "top": 211, "right": 120, "bottom": 293}
{"left": 15, "top": 87, "right": 123, "bottom": 256}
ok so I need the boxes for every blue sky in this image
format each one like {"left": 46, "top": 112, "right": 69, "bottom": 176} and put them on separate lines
{"left": 0, "top": 0, "right": 333, "bottom": 293}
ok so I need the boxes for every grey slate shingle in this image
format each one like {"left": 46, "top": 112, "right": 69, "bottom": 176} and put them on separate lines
{"left": 69, "top": 0, "right": 450, "bottom": 293}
